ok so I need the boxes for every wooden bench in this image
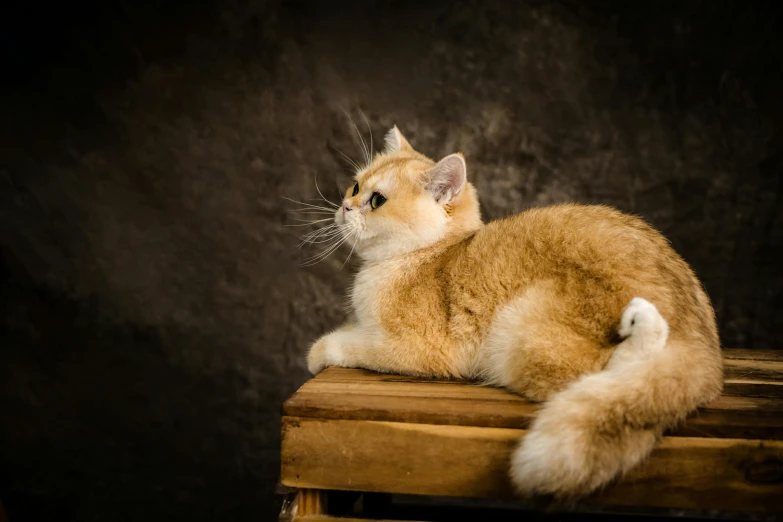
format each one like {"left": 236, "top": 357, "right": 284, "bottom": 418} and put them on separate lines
{"left": 279, "top": 349, "right": 783, "bottom": 521}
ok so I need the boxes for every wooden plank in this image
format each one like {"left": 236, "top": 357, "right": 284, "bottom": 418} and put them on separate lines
{"left": 280, "top": 417, "right": 783, "bottom": 513}
{"left": 311, "top": 355, "right": 783, "bottom": 397}
{"left": 724, "top": 349, "right": 783, "bottom": 362}
{"left": 284, "top": 374, "right": 783, "bottom": 439}
{"left": 724, "top": 358, "right": 783, "bottom": 383}
{"left": 314, "top": 349, "right": 783, "bottom": 381}
{"left": 312, "top": 348, "right": 783, "bottom": 380}
{"left": 723, "top": 378, "right": 783, "bottom": 398}
{"left": 296, "top": 515, "right": 423, "bottom": 522}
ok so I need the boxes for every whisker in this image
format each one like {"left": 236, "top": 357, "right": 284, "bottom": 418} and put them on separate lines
{"left": 314, "top": 176, "right": 340, "bottom": 209}
{"left": 335, "top": 176, "right": 347, "bottom": 202}
{"left": 299, "top": 227, "right": 338, "bottom": 243}
{"left": 291, "top": 217, "right": 334, "bottom": 223}
{"left": 341, "top": 229, "right": 358, "bottom": 270}
{"left": 300, "top": 225, "right": 349, "bottom": 242}
{"left": 300, "top": 232, "right": 347, "bottom": 247}
{"left": 306, "top": 240, "right": 350, "bottom": 264}
{"left": 300, "top": 234, "right": 352, "bottom": 266}
{"left": 298, "top": 224, "right": 350, "bottom": 247}
{"left": 328, "top": 143, "right": 362, "bottom": 172}
{"left": 289, "top": 207, "right": 335, "bottom": 213}
{"left": 300, "top": 225, "right": 354, "bottom": 265}
{"left": 299, "top": 222, "right": 345, "bottom": 235}
{"left": 283, "top": 196, "right": 340, "bottom": 213}
{"left": 281, "top": 196, "right": 336, "bottom": 211}
{"left": 343, "top": 109, "right": 370, "bottom": 168}
{"left": 299, "top": 225, "right": 342, "bottom": 242}
{"left": 360, "top": 109, "right": 374, "bottom": 163}
{"left": 284, "top": 217, "right": 334, "bottom": 227}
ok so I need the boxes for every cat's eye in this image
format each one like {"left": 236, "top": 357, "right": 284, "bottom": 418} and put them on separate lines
{"left": 370, "top": 192, "right": 386, "bottom": 209}
{"left": 351, "top": 183, "right": 359, "bottom": 196}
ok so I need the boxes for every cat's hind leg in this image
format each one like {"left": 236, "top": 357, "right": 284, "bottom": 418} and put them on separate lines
{"left": 480, "top": 283, "right": 612, "bottom": 401}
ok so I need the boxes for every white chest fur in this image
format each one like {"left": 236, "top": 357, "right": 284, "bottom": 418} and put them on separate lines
{"left": 351, "top": 258, "right": 407, "bottom": 326}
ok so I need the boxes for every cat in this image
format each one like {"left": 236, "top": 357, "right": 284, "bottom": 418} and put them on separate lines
{"left": 306, "top": 126, "right": 724, "bottom": 499}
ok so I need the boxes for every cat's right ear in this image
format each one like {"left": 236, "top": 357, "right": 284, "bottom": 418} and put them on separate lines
{"left": 383, "top": 126, "right": 412, "bottom": 154}
{"left": 424, "top": 153, "right": 467, "bottom": 204}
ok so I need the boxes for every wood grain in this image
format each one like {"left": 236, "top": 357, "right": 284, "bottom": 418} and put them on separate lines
{"left": 281, "top": 348, "right": 783, "bottom": 514}
{"left": 724, "top": 349, "right": 783, "bottom": 362}
{"left": 283, "top": 349, "right": 783, "bottom": 439}
{"left": 296, "top": 515, "right": 422, "bottom": 522}
{"left": 724, "top": 358, "right": 783, "bottom": 382}
{"left": 281, "top": 417, "right": 783, "bottom": 513}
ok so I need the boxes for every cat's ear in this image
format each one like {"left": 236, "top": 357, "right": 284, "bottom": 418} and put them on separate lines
{"left": 383, "top": 125, "right": 412, "bottom": 153}
{"left": 424, "top": 153, "right": 467, "bottom": 204}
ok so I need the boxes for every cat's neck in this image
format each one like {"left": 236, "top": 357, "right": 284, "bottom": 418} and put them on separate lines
{"left": 359, "top": 227, "right": 477, "bottom": 271}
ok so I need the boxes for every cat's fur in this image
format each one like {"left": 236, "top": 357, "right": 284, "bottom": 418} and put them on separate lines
{"left": 306, "top": 126, "right": 724, "bottom": 498}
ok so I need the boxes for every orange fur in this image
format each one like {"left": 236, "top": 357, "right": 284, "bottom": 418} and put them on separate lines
{"left": 306, "top": 126, "right": 724, "bottom": 499}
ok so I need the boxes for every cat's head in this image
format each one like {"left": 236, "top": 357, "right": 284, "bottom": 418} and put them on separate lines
{"left": 335, "top": 126, "right": 482, "bottom": 261}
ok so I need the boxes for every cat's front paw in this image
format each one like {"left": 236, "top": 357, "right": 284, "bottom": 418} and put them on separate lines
{"left": 306, "top": 337, "right": 328, "bottom": 374}
{"left": 306, "top": 333, "right": 344, "bottom": 375}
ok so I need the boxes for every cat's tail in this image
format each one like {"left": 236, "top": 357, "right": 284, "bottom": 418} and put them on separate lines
{"left": 509, "top": 297, "right": 724, "bottom": 499}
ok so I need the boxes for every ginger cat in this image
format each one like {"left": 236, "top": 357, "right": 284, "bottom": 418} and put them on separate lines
{"left": 306, "top": 126, "right": 724, "bottom": 499}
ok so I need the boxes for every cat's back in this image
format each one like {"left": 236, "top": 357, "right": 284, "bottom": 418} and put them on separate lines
{"left": 473, "top": 203, "right": 667, "bottom": 264}
{"left": 450, "top": 203, "right": 706, "bottom": 338}
{"left": 451, "top": 203, "right": 688, "bottom": 312}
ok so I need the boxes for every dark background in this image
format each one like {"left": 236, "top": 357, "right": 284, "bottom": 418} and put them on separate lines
{"left": 1, "top": 0, "right": 781, "bottom": 520}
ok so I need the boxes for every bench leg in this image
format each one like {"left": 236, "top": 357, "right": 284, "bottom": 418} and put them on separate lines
{"left": 280, "top": 488, "right": 329, "bottom": 521}
{"left": 297, "top": 489, "right": 328, "bottom": 517}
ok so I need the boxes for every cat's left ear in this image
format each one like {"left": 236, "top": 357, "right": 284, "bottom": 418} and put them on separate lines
{"left": 424, "top": 153, "right": 466, "bottom": 204}
{"left": 383, "top": 126, "right": 412, "bottom": 154}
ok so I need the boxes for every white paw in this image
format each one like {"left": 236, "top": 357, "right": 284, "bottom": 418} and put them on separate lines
{"left": 306, "top": 333, "right": 343, "bottom": 374}
{"left": 617, "top": 297, "right": 669, "bottom": 354}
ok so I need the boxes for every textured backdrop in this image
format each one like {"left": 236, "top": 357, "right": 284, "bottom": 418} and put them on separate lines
{"left": 1, "top": 1, "right": 781, "bottom": 520}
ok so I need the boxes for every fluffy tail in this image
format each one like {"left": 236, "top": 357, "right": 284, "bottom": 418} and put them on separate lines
{"left": 510, "top": 297, "right": 724, "bottom": 498}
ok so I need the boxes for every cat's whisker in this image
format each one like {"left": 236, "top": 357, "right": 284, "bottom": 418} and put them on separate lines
{"left": 340, "top": 229, "right": 359, "bottom": 270}
{"left": 300, "top": 232, "right": 353, "bottom": 266}
{"left": 301, "top": 232, "right": 349, "bottom": 247}
{"left": 298, "top": 224, "right": 351, "bottom": 248}
{"left": 360, "top": 109, "right": 374, "bottom": 164}
{"left": 335, "top": 176, "right": 349, "bottom": 202}
{"left": 284, "top": 217, "right": 334, "bottom": 227}
{"left": 287, "top": 208, "right": 336, "bottom": 215}
{"left": 299, "top": 222, "right": 345, "bottom": 237}
{"left": 344, "top": 110, "right": 371, "bottom": 168}
{"left": 295, "top": 215, "right": 336, "bottom": 222}
{"left": 300, "top": 227, "right": 342, "bottom": 244}
{"left": 300, "top": 222, "right": 354, "bottom": 262}
{"left": 306, "top": 198, "right": 339, "bottom": 209}
{"left": 299, "top": 227, "right": 339, "bottom": 245}
{"left": 329, "top": 143, "right": 363, "bottom": 172}
{"left": 292, "top": 207, "right": 335, "bottom": 214}
{"left": 314, "top": 176, "right": 340, "bottom": 209}
{"left": 282, "top": 197, "right": 336, "bottom": 212}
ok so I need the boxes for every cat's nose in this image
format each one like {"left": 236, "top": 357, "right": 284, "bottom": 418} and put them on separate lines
{"left": 342, "top": 202, "right": 353, "bottom": 212}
